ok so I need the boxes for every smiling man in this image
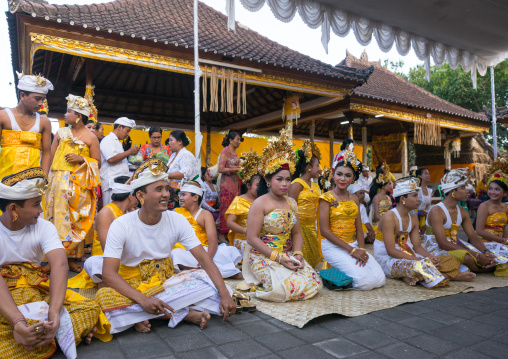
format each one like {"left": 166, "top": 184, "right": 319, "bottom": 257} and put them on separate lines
{"left": 96, "top": 158, "right": 236, "bottom": 337}
{"left": 0, "top": 72, "right": 54, "bottom": 180}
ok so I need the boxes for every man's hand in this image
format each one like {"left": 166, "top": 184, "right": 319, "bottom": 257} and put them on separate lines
{"left": 139, "top": 297, "right": 175, "bottom": 317}
{"left": 37, "top": 318, "right": 60, "bottom": 347}
{"left": 478, "top": 253, "right": 497, "bottom": 268}
{"left": 64, "top": 153, "right": 83, "bottom": 163}
{"left": 127, "top": 146, "right": 139, "bottom": 155}
{"left": 13, "top": 321, "right": 47, "bottom": 350}
{"left": 218, "top": 293, "right": 236, "bottom": 322}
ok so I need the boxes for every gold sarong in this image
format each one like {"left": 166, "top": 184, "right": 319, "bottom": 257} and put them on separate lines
{"left": 0, "top": 263, "right": 101, "bottom": 358}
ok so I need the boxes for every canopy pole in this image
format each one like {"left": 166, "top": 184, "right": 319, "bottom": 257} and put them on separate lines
{"left": 491, "top": 66, "right": 497, "bottom": 158}
{"left": 194, "top": 0, "right": 203, "bottom": 162}
{"left": 329, "top": 130, "right": 334, "bottom": 167}
{"left": 310, "top": 120, "right": 315, "bottom": 144}
{"left": 362, "top": 124, "right": 367, "bottom": 164}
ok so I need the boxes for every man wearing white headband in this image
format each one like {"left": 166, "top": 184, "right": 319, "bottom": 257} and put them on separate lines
{"left": 44, "top": 94, "right": 101, "bottom": 273}
{"left": 0, "top": 73, "right": 54, "bottom": 184}
{"left": 100, "top": 117, "right": 139, "bottom": 205}
{"left": 358, "top": 166, "right": 372, "bottom": 203}
{"left": 424, "top": 169, "right": 508, "bottom": 275}
{"left": 96, "top": 159, "right": 236, "bottom": 337}
{"left": 0, "top": 168, "right": 101, "bottom": 357}
{"left": 348, "top": 184, "right": 375, "bottom": 243}
{"left": 68, "top": 175, "right": 138, "bottom": 289}
{"left": 374, "top": 176, "right": 472, "bottom": 289}
{"left": 172, "top": 181, "right": 242, "bottom": 278}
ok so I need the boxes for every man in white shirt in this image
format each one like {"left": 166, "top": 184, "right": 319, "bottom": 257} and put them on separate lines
{"left": 358, "top": 166, "right": 373, "bottom": 203}
{"left": 349, "top": 184, "right": 376, "bottom": 243}
{"left": 100, "top": 117, "right": 139, "bottom": 205}
{"left": 97, "top": 159, "right": 236, "bottom": 336}
{"left": 0, "top": 167, "right": 100, "bottom": 357}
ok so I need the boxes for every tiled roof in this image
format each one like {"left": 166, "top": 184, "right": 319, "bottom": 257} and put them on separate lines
{"left": 10, "top": 0, "right": 372, "bottom": 83}
{"left": 340, "top": 52, "right": 488, "bottom": 122}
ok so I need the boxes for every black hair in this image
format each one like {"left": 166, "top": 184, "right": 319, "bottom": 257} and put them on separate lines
{"left": 111, "top": 176, "right": 132, "bottom": 202}
{"left": 95, "top": 122, "right": 103, "bottom": 130}
{"left": 72, "top": 110, "right": 89, "bottom": 125}
{"left": 490, "top": 179, "right": 508, "bottom": 192}
{"left": 18, "top": 91, "right": 34, "bottom": 99}
{"left": 113, "top": 124, "right": 123, "bottom": 130}
{"left": 257, "top": 168, "right": 288, "bottom": 197}
{"left": 444, "top": 169, "right": 450, "bottom": 175}
{"left": 394, "top": 195, "right": 406, "bottom": 204}
{"left": 340, "top": 138, "right": 354, "bottom": 151}
{"left": 0, "top": 198, "right": 26, "bottom": 212}
{"left": 334, "top": 159, "right": 362, "bottom": 182}
{"left": 369, "top": 172, "right": 391, "bottom": 208}
{"left": 221, "top": 131, "right": 242, "bottom": 147}
{"left": 415, "top": 167, "right": 428, "bottom": 178}
{"left": 170, "top": 130, "right": 190, "bottom": 147}
{"left": 149, "top": 126, "right": 162, "bottom": 137}
{"left": 165, "top": 138, "right": 169, "bottom": 145}
{"left": 293, "top": 150, "right": 319, "bottom": 179}
{"left": 240, "top": 174, "right": 262, "bottom": 195}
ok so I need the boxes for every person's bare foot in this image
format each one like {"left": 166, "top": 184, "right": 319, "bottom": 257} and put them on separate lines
{"left": 41, "top": 263, "right": 51, "bottom": 273}
{"left": 68, "top": 259, "right": 83, "bottom": 273}
{"left": 454, "top": 271, "right": 476, "bottom": 282}
{"left": 83, "top": 327, "right": 96, "bottom": 344}
{"left": 402, "top": 277, "right": 418, "bottom": 286}
{"left": 184, "top": 311, "right": 210, "bottom": 330}
{"left": 134, "top": 320, "right": 151, "bottom": 333}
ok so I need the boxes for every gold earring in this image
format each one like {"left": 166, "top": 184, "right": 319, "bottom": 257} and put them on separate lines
{"left": 451, "top": 191, "right": 456, "bottom": 199}
{"left": 267, "top": 183, "right": 271, "bottom": 188}
{"left": 12, "top": 211, "right": 18, "bottom": 222}
{"left": 401, "top": 200, "right": 406, "bottom": 205}
{"left": 139, "top": 198, "right": 144, "bottom": 206}
{"left": 76, "top": 118, "right": 80, "bottom": 124}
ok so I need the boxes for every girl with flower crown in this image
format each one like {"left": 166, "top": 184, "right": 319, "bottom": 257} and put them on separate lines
{"left": 289, "top": 140, "right": 323, "bottom": 268}
{"left": 319, "top": 147, "right": 385, "bottom": 290}
{"left": 369, "top": 165, "right": 394, "bottom": 241}
{"left": 242, "top": 129, "right": 322, "bottom": 302}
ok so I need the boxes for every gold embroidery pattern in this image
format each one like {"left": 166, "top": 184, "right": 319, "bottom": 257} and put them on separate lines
{"left": 1, "top": 167, "right": 46, "bottom": 186}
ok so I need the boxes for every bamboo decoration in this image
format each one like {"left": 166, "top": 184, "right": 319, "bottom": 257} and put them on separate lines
{"left": 203, "top": 66, "right": 247, "bottom": 115}
{"left": 414, "top": 118, "right": 440, "bottom": 146}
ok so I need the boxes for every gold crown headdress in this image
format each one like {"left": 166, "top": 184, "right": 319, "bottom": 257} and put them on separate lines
{"left": 319, "top": 167, "right": 334, "bottom": 190}
{"left": 486, "top": 155, "right": 508, "bottom": 188}
{"left": 376, "top": 161, "right": 391, "bottom": 184}
{"left": 300, "top": 139, "right": 322, "bottom": 163}
{"left": 240, "top": 150, "right": 261, "bottom": 182}
{"left": 333, "top": 143, "right": 361, "bottom": 172}
{"left": 258, "top": 127, "right": 296, "bottom": 177}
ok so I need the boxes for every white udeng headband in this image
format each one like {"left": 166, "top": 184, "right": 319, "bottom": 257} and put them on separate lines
{"left": 111, "top": 183, "right": 132, "bottom": 195}
{"left": 180, "top": 184, "right": 203, "bottom": 197}
{"left": 0, "top": 178, "right": 47, "bottom": 200}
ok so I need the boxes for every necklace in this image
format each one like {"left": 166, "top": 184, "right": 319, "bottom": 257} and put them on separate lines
{"left": 332, "top": 188, "right": 349, "bottom": 202}
{"left": 14, "top": 107, "right": 34, "bottom": 127}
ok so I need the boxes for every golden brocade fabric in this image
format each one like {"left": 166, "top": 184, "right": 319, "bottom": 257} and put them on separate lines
{"left": 174, "top": 207, "right": 208, "bottom": 247}
{"left": 374, "top": 197, "right": 393, "bottom": 242}
{"left": 45, "top": 128, "right": 100, "bottom": 258}
{"left": 0, "top": 263, "right": 102, "bottom": 357}
{"left": 395, "top": 231, "right": 416, "bottom": 257}
{"left": 320, "top": 192, "right": 358, "bottom": 244}
{"left": 225, "top": 196, "right": 252, "bottom": 250}
{"left": 293, "top": 178, "right": 322, "bottom": 267}
{"left": 0, "top": 130, "right": 41, "bottom": 183}
{"left": 481, "top": 211, "right": 507, "bottom": 241}
{"left": 390, "top": 258, "right": 450, "bottom": 288}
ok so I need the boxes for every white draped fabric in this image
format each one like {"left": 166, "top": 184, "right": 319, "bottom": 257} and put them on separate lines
{"left": 226, "top": 0, "right": 508, "bottom": 88}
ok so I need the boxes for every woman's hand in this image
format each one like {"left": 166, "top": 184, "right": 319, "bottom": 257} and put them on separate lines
{"left": 64, "top": 153, "right": 84, "bottom": 163}
{"left": 293, "top": 254, "right": 305, "bottom": 269}
{"left": 352, "top": 248, "right": 368, "bottom": 267}
{"left": 279, "top": 255, "right": 301, "bottom": 271}
{"left": 429, "top": 256, "right": 441, "bottom": 268}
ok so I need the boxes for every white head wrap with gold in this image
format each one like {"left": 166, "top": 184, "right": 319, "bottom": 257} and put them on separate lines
{"left": 180, "top": 183, "right": 204, "bottom": 197}
{"left": 348, "top": 183, "right": 365, "bottom": 194}
{"left": 393, "top": 176, "right": 421, "bottom": 198}
{"left": 0, "top": 168, "right": 48, "bottom": 200}
{"left": 66, "top": 94, "right": 91, "bottom": 117}
{"left": 441, "top": 169, "right": 470, "bottom": 194}
{"left": 112, "top": 183, "right": 132, "bottom": 195}
{"left": 16, "top": 72, "right": 54, "bottom": 95}
{"left": 130, "top": 159, "right": 169, "bottom": 190}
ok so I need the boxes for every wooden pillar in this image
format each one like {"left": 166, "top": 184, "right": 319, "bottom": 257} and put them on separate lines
{"left": 402, "top": 132, "right": 408, "bottom": 176}
{"left": 361, "top": 123, "right": 367, "bottom": 165}
{"left": 445, "top": 146, "right": 451, "bottom": 170}
{"left": 329, "top": 130, "right": 334, "bottom": 168}
{"left": 310, "top": 120, "right": 315, "bottom": 144}
{"left": 348, "top": 121, "right": 354, "bottom": 140}
{"left": 206, "top": 116, "right": 212, "bottom": 167}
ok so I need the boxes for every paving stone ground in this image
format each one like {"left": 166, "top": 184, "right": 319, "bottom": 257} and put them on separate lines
{"left": 52, "top": 286, "right": 508, "bottom": 359}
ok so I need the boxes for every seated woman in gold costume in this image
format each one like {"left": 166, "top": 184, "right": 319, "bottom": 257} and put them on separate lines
{"left": 242, "top": 129, "right": 322, "bottom": 302}
{"left": 369, "top": 165, "right": 393, "bottom": 242}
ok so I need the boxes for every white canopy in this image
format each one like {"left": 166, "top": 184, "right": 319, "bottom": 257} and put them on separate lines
{"left": 226, "top": 0, "right": 508, "bottom": 86}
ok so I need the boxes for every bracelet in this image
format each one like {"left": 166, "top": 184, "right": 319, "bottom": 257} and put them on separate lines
{"left": 349, "top": 247, "right": 357, "bottom": 256}
{"left": 270, "top": 251, "right": 278, "bottom": 261}
{"left": 474, "top": 252, "right": 481, "bottom": 262}
{"left": 357, "top": 248, "right": 366, "bottom": 252}
{"left": 11, "top": 317, "right": 26, "bottom": 329}
{"left": 293, "top": 251, "right": 303, "bottom": 257}
{"left": 277, "top": 254, "right": 282, "bottom": 264}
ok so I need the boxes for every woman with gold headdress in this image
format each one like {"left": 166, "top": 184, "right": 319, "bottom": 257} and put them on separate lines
{"left": 242, "top": 128, "right": 322, "bottom": 302}
{"left": 319, "top": 146, "right": 386, "bottom": 290}
{"left": 369, "top": 164, "right": 394, "bottom": 241}
{"left": 44, "top": 94, "right": 101, "bottom": 273}
{"left": 225, "top": 150, "right": 261, "bottom": 256}
{"left": 476, "top": 158, "right": 508, "bottom": 265}
{"left": 289, "top": 140, "right": 322, "bottom": 268}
